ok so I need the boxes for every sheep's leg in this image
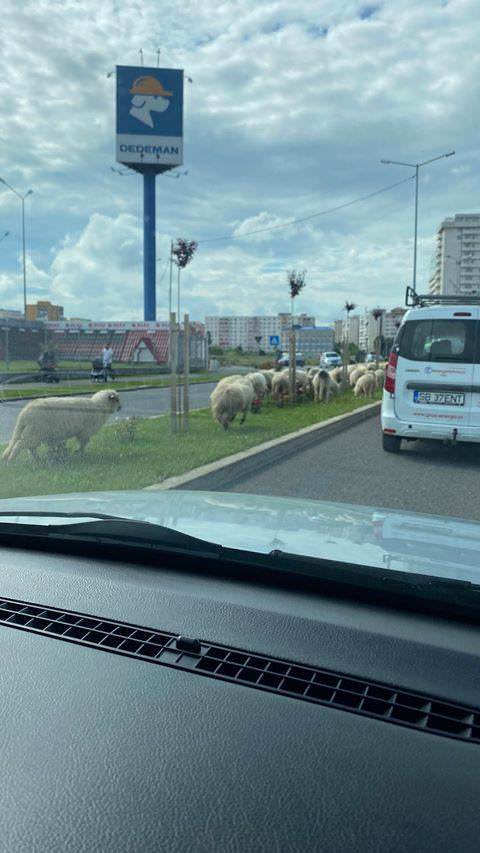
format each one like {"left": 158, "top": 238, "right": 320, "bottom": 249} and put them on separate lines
{"left": 240, "top": 410, "right": 247, "bottom": 424}
{"left": 4, "top": 440, "right": 23, "bottom": 462}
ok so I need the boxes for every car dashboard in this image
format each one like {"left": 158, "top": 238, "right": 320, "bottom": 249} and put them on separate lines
{"left": 0, "top": 543, "right": 479, "bottom": 852}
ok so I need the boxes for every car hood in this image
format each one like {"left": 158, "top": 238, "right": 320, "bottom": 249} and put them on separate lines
{"left": 0, "top": 490, "right": 479, "bottom": 583}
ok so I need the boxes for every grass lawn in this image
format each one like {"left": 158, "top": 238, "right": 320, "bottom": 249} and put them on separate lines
{"left": 0, "top": 360, "right": 175, "bottom": 373}
{"left": 0, "top": 372, "right": 223, "bottom": 400}
{"left": 0, "top": 390, "right": 380, "bottom": 498}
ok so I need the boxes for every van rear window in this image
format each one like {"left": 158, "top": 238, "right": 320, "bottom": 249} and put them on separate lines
{"left": 398, "top": 319, "right": 476, "bottom": 363}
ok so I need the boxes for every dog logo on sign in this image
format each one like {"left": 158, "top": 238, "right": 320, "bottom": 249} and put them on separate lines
{"left": 129, "top": 76, "right": 172, "bottom": 128}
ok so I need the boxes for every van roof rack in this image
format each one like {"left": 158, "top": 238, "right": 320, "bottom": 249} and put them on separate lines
{"left": 405, "top": 286, "right": 480, "bottom": 308}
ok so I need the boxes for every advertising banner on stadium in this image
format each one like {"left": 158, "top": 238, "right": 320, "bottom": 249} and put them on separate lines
{"left": 116, "top": 65, "right": 183, "bottom": 169}
{"left": 46, "top": 321, "right": 170, "bottom": 332}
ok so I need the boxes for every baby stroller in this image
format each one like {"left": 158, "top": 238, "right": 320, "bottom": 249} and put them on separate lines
{"left": 90, "top": 358, "right": 105, "bottom": 383}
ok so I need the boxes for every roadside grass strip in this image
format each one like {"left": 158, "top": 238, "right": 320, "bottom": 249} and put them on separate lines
{"left": 0, "top": 391, "right": 380, "bottom": 498}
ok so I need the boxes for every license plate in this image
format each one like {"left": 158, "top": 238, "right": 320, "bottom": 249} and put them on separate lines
{"left": 413, "top": 390, "right": 465, "bottom": 406}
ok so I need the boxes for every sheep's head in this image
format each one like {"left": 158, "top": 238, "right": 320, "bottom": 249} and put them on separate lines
{"left": 93, "top": 389, "right": 121, "bottom": 411}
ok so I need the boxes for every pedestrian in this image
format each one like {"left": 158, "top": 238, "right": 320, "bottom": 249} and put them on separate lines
{"left": 102, "top": 343, "right": 115, "bottom": 382}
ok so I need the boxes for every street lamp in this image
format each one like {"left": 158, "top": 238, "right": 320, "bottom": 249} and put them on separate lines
{"left": 381, "top": 151, "right": 455, "bottom": 295}
{"left": 0, "top": 179, "right": 33, "bottom": 317}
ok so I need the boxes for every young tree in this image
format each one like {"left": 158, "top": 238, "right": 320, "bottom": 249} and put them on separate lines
{"left": 172, "top": 238, "right": 198, "bottom": 319}
{"left": 286, "top": 270, "right": 307, "bottom": 403}
{"left": 287, "top": 269, "right": 307, "bottom": 324}
{"left": 372, "top": 308, "right": 385, "bottom": 365}
{"left": 254, "top": 334, "right": 262, "bottom": 353}
{"left": 342, "top": 301, "right": 356, "bottom": 385}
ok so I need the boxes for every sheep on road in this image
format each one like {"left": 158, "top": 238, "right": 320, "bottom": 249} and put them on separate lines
{"left": 2, "top": 389, "right": 121, "bottom": 463}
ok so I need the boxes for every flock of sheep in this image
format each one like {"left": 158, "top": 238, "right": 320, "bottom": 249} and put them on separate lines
{"left": 0, "top": 360, "right": 385, "bottom": 461}
{"left": 210, "top": 362, "right": 386, "bottom": 430}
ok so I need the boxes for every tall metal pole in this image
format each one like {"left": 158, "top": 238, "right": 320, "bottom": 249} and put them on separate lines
{"left": 183, "top": 313, "right": 190, "bottom": 432}
{"left": 177, "top": 265, "right": 181, "bottom": 322}
{"left": 380, "top": 151, "right": 454, "bottom": 296}
{"left": 168, "top": 240, "right": 173, "bottom": 316}
{"left": 21, "top": 196, "right": 27, "bottom": 318}
{"left": 412, "top": 164, "right": 419, "bottom": 295}
{"left": 143, "top": 169, "right": 156, "bottom": 321}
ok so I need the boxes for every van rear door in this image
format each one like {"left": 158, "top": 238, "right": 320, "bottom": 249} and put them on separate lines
{"left": 394, "top": 310, "right": 477, "bottom": 430}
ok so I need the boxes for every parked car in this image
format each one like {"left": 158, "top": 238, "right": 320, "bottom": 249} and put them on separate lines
{"left": 277, "top": 351, "right": 305, "bottom": 368}
{"left": 320, "top": 351, "right": 342, "bottom": 368}
{"left": 381, "top": 295, "right": 480, "bottom": 453}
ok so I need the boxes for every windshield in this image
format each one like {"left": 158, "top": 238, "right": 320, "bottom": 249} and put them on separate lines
{"left": 1, "top": 0, "right": 479, "bottom": 588}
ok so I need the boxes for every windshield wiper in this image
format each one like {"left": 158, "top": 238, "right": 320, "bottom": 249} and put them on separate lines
{"left": 0, "top": 512, "right": 223, "bottom": 560}
{"left": 1, "top": 513, "right": 480, "bottom": 623}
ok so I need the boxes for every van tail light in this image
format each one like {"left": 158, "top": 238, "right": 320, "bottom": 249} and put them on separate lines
{"left": 385, "top": 350, "right": 398, "bottom": 393}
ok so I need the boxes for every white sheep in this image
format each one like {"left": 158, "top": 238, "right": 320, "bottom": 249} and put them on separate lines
{"left": 215, "top": 374, "right": 245, "bottom": 389}
{"left": 374, "top": 368, "right": 385, "bottom": 390}
{"left": 2, "top": 389, "right": 121, "bottom": 463}
{"left": 313, "top": 369, "right": 340, "bottom": 403}
{"left": 210, "top": 379, "right": 254, "bottom": 429}
{"left": 349, "top": 366, "right": 366, "bottom": 387}
{"left": 271, "top": 371, "right": 290, "bottom": 403}
{"left": 354, "top": 372, "right": 377, "bottom": 398}
{"left": 329, "top": 366, "right": 343, "bottom": 384}
{"left": 246, "top": 371, "right": 268, "bottom": 399}
{"left": 260, "top": 369, "right": 275, "bottom": 391}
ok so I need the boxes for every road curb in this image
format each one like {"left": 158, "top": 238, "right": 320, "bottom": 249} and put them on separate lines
{"left": 145, "top": 400, "right": 381, "bottom": 493}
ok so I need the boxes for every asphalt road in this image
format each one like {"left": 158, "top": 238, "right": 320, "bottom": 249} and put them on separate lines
{"left": 225, "top": 415, "right": 480, "bottom": 522}
{"left": 0, "top": 382, "right": 217, "bottom": 442}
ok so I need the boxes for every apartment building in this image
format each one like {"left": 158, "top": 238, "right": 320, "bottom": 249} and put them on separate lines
{"left": 429, "top": 214, "right": 480, "bottom": 296}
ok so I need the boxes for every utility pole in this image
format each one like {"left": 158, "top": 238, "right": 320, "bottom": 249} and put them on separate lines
{"left": 381, "top": 151, "right": 454, "bottom": 295}
{"left": 0, "top": 178, "right": 33, "bottom": 317}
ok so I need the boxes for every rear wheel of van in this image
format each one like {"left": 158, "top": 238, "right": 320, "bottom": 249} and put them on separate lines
{"left": 382, "top": 433, "right": 401, "bottom": 453}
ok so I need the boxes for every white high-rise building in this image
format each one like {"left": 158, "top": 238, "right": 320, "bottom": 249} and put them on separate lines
{"left": 429, "top": 214, "right": 480, "bottom": 296}
{"left": 205, "top": 316, "right": 281, "bottom": 351}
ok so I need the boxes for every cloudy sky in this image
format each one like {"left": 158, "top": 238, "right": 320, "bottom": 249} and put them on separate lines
{"left": 0, "top": 0, "right": 478, "bottom": 324}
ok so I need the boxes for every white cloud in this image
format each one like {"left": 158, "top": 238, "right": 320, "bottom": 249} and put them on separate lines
{"left": 0, "top": 0, "right": 479, "bottom": 324}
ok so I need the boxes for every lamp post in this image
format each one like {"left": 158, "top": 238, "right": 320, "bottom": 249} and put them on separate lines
{"left": 381, "top": 151, "right": 455, "bottom": 295}
{"left": 0, "top": 179, "right": 33, "bottom": 317}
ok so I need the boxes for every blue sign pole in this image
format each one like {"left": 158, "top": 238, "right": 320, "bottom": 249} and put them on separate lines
{"left": 116, "top": 66, "right": 183, "bottom": 321}
{"left": 143, "top": 169, "right": 156, "bottom": 320}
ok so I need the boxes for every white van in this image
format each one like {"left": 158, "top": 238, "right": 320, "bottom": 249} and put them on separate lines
{"left": 381, "top": 295, "right": 480, "bottom": 452}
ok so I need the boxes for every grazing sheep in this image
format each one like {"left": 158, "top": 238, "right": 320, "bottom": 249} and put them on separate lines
{"left": 349, "top": 366, "right": 366, "bottom": 387}
{"left": 329, "top": 366, "right": 343, "bottom": 384}
{"left": 354, "top": 372, "right": 377, "bottom": 398}
{"left": 210, "top": 378, "right": 254, "bottom": 429}
{"left": 313, "top": 370, "right": 340, "bottom": 403}
{"left": 2, "top": 389, "right": 121, "bottom": 463}
{"left": 260, "top": 369, "right": 275, "bottom": 391}
{"left": 215, "top": 374, "right": 245, "bottom": 389}
{"left": 307, "top": 366, "right": 320, "bottom": 378}
{"left": 374, "top": 369, "right": 385, "bottom": 389}
{"left": 366, "top": 362, "right": 377, "bottom": 371}
{"left": 246, "top": 371, "right": 268, "bottom": 399}
{"left": 271, "top": 371, "right": 290, "bottom": 403}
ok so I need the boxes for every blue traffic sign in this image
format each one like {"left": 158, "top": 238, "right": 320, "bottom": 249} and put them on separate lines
{"left": 116, "top": 65, "right": 183, "bottom": 169}
{"left": 269, "top": 335, "right": 280, "bottom": 346}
